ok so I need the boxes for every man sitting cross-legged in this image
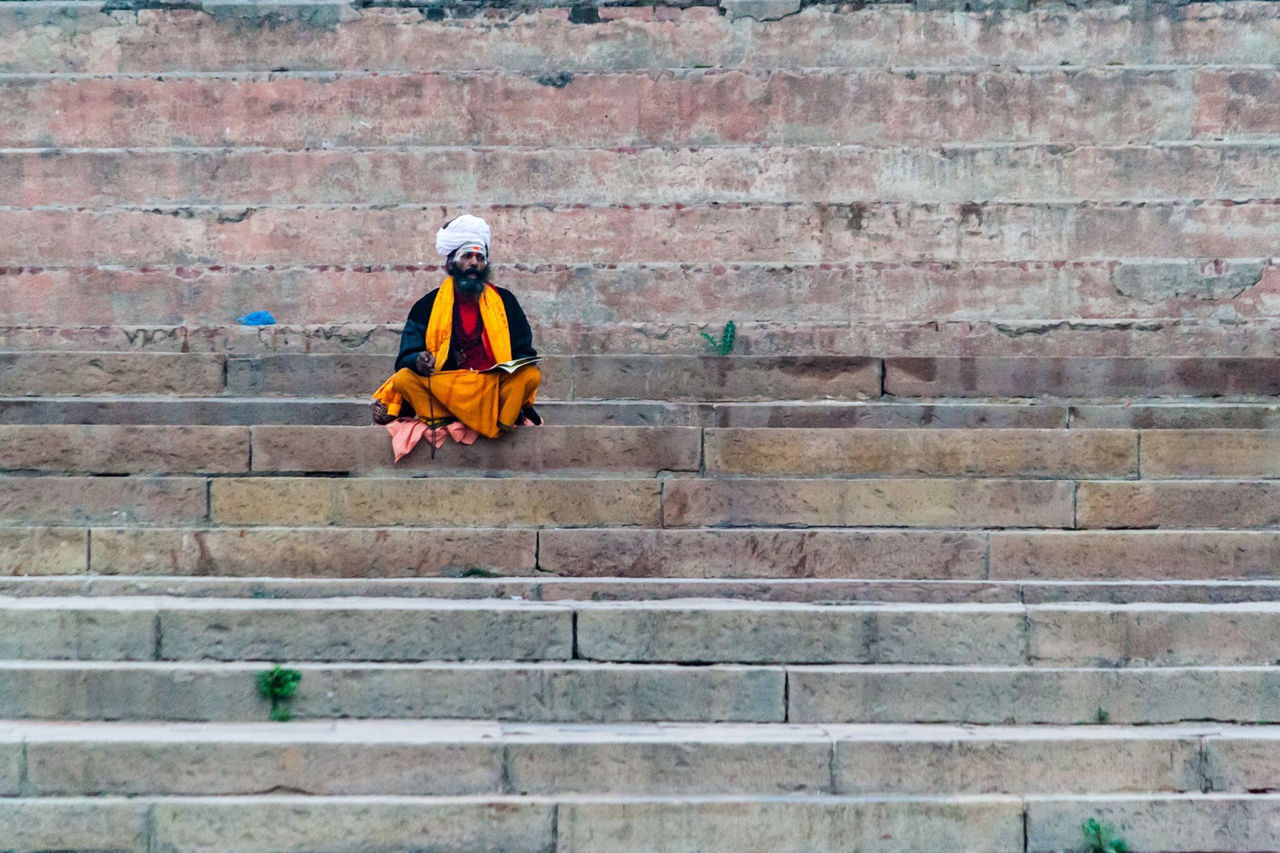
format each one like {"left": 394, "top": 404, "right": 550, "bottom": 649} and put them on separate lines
{"left": 372, "top": 214, "right": 541, "bottom": 446}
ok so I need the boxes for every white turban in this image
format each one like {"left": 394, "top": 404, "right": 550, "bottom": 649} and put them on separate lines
{"left": 436, "top": 214, "right": 492, "bottom": 258}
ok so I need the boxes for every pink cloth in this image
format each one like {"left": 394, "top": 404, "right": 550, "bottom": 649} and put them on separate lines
{"left": 387, "top": 418, "right": 430, "bottom": 462}
{"left": 386, "top": 418, "right": 481, "bottom": 462}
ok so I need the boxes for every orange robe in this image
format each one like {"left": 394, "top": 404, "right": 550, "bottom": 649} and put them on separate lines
{"left": 372, "top": 279, "right": 540, "bottom": 439}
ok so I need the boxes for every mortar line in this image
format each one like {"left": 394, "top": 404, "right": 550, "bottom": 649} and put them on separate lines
{"left": 17, "top": 740, "right": 29, "bottom": 798}
{"left": 499, "top": 743, "right": 513, "bottom": 796}
{"left": 85, "top": 526, "right": 93, "bottom": 573}
{"left": 550, "top": 802, "right": 560, "bottom": 853}
{"left": 1021, "top": 801, "right": 1030, "bottom": 853}
{"left": 1136, "top": 430, "right": 1143, "bottom": 480}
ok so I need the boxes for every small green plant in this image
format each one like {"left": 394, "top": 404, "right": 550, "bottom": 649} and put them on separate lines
{"left": 460, "top": 567, "right": 499, "bottom": 578}
{"left": 1095, "top": 707, "right": 1110, "bottom": 724}
{"left": 1081, "top": 817, "right": 1128, "bottom": 853}
{"left": 700, "top": 320, "right": 736, "bottom": 355}
{"left": 257, "top": 665, "right": 302, "bottom": 722}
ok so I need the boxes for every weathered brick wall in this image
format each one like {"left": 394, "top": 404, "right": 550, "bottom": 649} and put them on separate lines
{"left": 2, "top": 0, "right": 1279, "bottom": 355}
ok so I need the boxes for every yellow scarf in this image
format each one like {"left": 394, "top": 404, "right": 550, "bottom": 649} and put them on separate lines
{"left": 425, "top": 278, "right": 512, "bottom": 367}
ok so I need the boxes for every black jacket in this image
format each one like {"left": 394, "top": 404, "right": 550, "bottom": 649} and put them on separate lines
{"left": 394, "top": 285, "right": 537, "bottom": 373}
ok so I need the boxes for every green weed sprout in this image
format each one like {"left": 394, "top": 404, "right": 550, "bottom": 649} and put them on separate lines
{"left": 701, "top": 321, "right": 736, "bottom": 355}
{"left": 1081, "top": 817, "right": 1129, "bottom": 853}
{"left": 257, "top": 664, "right": 302, "bottom": 722}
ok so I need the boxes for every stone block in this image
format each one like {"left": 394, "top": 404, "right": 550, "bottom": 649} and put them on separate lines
{"left": 151, "top": 797, "right": 553, "bottom": 853}
{"left": 990, "top": 531, "right": 1280, "bottom": 580}
{"left": 0, "top": 476, "right": 208, "bottom": 525}
{"left": 720, "top": 0, "right": 801, "bottom": 20}
{"left": 570, "top": 356, "right": 881, "bottom": 402}
{"left": 663, "top": 478, "right": 1073, "bottom": 528}
{"left": 558, "top": 797, "right": 1024, "bottom": 852}
{"left": 0, "top": 742, "right": 18, "bottom": 795}
{"left": 289, "top": 663, "right": 785, "bottom": 723}
{"left": 210, "top": 477, "right": 661, "bottom": 527}
{"left": 835, "top": 731, "right": 1201, "bottom": 795}
{"left": 1142, "top": 430, "right": 1280, "bottom": 477}
{"left": 157, "top": 601, "right": 573, "bottom": 661}
{"left": 791, "top": 666, "right": 1280, "bottom": 725}
{"left": 250, "top": 424, "right": 701, "bottom": 473}
{"left": 704, "top": 428, "right": 1135, "bottom": 478}
{"left": 0, "top": 799, "right": 148, "bottom": 852}
{"left": 1072, "top": 404, "right": 1280, "bottom": 431}
{"left": 26, "top": 733, "right": 502, "bottom": 796}
{"left": 576, "top": 603, "right": 1025, "bottom": 664}
{"left": 88, "top": 526, "right": 537, "bottom": 577}
{"left": 0, "top": 603, "right": 155, "bottom": 660}
{"left": 1077, "top": 481, "right": 1280, "bottom": 529}
{"left": 506, "top": 733, "right": 831, "bottom": 795}
{"left": 225, "top": 353, "right": 394, "bottom": 397}
{"left": 885, "top": 358, "right": 1280, "bottom": 398}
{"left": 0, "top": 351, "right": 225, "bottom": 396}
{"left": 0, "top": 397, "right": 369, "bottom": 427}
{"left": 538, "top": 528, "right": 987, "bottom": 579}
{"left": 0, "top": 526, "right": 88, "bottom": 574}
{"left": 0, "top": 425, "right": 250, "bottom": 474}
{"left": 1027, "top": 795, "right": 1280, "bottom": 852}
{"left": 1203, "top": 734, "right": 1280, "bottom": 793}
{"left": 1029, "top": 604, "right": 1280, "bottom": 667}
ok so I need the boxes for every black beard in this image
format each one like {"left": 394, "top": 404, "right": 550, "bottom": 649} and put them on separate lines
{"left": 447, "top": 259, "right": 489, "bottom": 296}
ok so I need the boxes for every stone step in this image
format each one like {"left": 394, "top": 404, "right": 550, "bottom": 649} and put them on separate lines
{"left": 12, "top": 393, "right": 1280, "bottom": 431}
{"left": 9, "top": 597, "right": 1280, "bottom": 667}
{"left": 10, "top": 144, "right": 1280, "bottom": 207}
{"left": 9, "top": 790, "right": 1280, "bottom": 853}
{"left": 13, "top": 575, "right": 1280, "bottom": 606}
{"left": 11, "top": 351, "right": 1280, "bottom": 399}
{"left": 5, "top": 202, "right": 1279, "bottom": 268}
{"left": 14, "top": 525, "right": 1280, "bottom": 580}
{"left": 0, "top": 395, "right": 1085, "bottom": 428}
{"left": 0, "top": 70, "right": 1226, "bottom": 150}
{"left": 7, "top": 265, "right": 1280, "bottom": 337}
{"left": 2, "top": 720, "right": 1265, "bottom": 798}
{"left": 6, "top": 660, "right": 1280, "bottom": 725}
{"left": 0, "top": 792, "right": 1027, "bottom": 853}
{"left": 0, "top": 660, "right": 784, "bottom": 722}
{"left": 4, "top": 3, "right": 1276, "bottom": 73}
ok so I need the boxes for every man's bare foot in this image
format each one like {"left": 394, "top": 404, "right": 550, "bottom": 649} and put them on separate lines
{"left": 371, "top": 401, "right": 395, "bottom": 425}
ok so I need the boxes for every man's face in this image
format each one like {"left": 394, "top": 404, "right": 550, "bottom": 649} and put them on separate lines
{"left": 449, "top": 249, "right": 489, "bottom": 296}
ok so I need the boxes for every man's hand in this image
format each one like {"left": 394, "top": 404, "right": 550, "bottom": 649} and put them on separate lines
{"left": 412, "top": 351, "right": 436, "bottom": 376}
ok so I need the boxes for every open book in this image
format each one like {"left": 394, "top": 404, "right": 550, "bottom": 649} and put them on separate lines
{"left": 482, "top": 355, "right": 541, "bottom": 374}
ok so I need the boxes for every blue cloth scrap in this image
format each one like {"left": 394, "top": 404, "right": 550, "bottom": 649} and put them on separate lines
{"left": 237, "top": 311, "right": 276, "bottom": 326}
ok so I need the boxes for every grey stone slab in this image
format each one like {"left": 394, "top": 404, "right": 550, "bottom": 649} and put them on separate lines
{"left": 151, "top": 796, "right": 554, "bottom": 853}
{"left": 0, "top": 663, "right": 785, "bottom": 723}
{"left": 1029, "top": 604, "right": 1280, "bottom": 666}
{"left": 506, "top": 736, "right": 832, "bottom": 795}
{"left": 0, "top": 603, "right": 156, "bottom": 660}
{"left": 0, "top": 352, "right": 225, "bottom": 396}
{"left": 0, "top": 741, "right": 19, "bottom": 795}
{"left": 539, "top": 528, "right": 988, "bottom": 580}
{"left": 789, "top": 666, "right": 1280, "bottom": 725}
{"left": 27, "top": 738, "right": 502, "bottom": 796}
{"left": 576, "top": 603, "right": 1026, "bottom": 665}
{"left": 0, "top": 797, "right": 148, "bottom": 852}
{"left": 559, "top": 797, "right": 1024, "bottom": 852}
{"left": 835, "top": 732, "right": 1201, "bottom": 795}
{"left": 157, "top": 601, "right": 573, "bottom": 662}
{"left": 1071, "top": 403, "right": 1280, "bottom": 430}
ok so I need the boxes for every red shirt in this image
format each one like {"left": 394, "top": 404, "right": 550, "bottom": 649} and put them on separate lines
{"left": 451, "top": 299, "right": 496, "bottom": 370}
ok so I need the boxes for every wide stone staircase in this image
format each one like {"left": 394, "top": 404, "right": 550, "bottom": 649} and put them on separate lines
{"left": 7, "top": 0, "right": 1280, "bottom": 849}
{"left": 6, "top": 351, "right": 1280, "bottom": 850}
